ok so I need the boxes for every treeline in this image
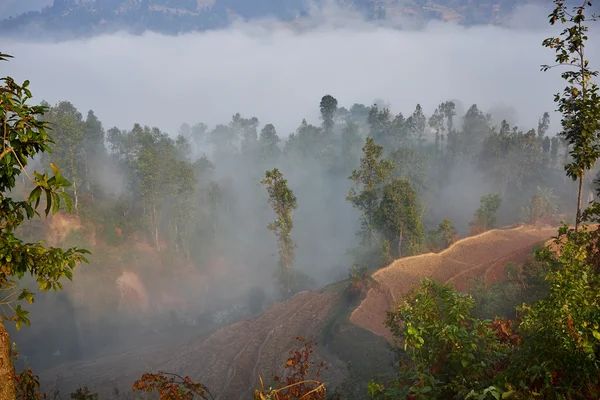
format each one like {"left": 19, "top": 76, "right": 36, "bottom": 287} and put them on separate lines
{"left": 31, "top": 89, "right": 582, "bottom": 296}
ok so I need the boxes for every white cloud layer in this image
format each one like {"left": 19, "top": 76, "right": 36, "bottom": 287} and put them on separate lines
{"left": 1, "top": 2, "right": 598, "bottom": 135}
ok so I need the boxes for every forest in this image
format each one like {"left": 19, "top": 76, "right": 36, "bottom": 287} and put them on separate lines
{"left": 1, "top": 0, "right": 600, "bottom": 399}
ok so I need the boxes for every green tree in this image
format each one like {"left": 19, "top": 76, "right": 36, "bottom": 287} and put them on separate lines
{"left": 375, "top": 178, "right": 424, "bottom": 258}
{"left": 319, "top": 94, "right": 338, "bottom": 136}
{"left": 346, "top": 137, "right": 395, "bottom": 248}
{"left": 471, "top": 193, "right": 502, "bottom": 231}
{"left": 42, "top": 101, "right": 86, "bottom": 211}
{"left": 369, "top": 280, "right": 507, "bottom": 399}
{"left": 258, "top": 123, "right": 280, "bottom": 163}
{"left": 0, "top": 52, "right": 90, "bottom": 398}
{"left": 541, "top": 0, "right": 600, "bottom": 231}
{"left": 261, "top": 168, "right": 298, "bottom": 299}
{"left": 437, "top": 218, "right": 458, "bottom": 249}
{"left": 537, "top": 111, "right": 551, "bottom": 142}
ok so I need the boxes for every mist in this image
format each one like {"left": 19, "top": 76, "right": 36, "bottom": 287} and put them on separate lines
{"left": 1, "top": 3, "right": 591, "bottom": 136}
{"left": 2, "top": 1, "right": 599, "bottom": 395}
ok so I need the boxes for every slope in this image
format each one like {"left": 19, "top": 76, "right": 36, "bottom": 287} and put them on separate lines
{"left": 39, "top": 224, "right": 557, "bottom": 398}
{"left": 350, "top": 225, "right": 556, "bottom": 340}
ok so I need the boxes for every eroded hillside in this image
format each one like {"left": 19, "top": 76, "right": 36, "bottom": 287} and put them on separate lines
{"left": 37, "top": 224, "right": 557, "bottom": 398}
{"left": 350, "top": 225, "right": 556, "bottom": 340}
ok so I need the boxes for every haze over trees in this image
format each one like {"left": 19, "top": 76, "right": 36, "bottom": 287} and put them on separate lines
{"left": 2, "top": 0, "right": 600, "bottom": 398}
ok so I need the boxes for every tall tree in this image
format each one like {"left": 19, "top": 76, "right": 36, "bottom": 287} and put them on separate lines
{"left": 542, "top": 0, "right": 600, "bottom": 231}
{"left": 320, "top": 94, "right": 338, "bottom": 136}
{"left": 346, "top": 137, "right": 395, "bottom": 248}
{"left": 375, "top": 178, "right": 424, "bottom": 258}
{"left": 0, "top": 52, "right": 90, "bottom": 398}
{"left": 258, "top": 123, "right": 280, "bottom": 163}
{"left": 261, "top": 168, "right": 298, "bottom": 299}
{"left": 82, "top": 110, "right": 106, "bottom": 197}
{"left": 537, "top": 111, "right": 551, "bottom": 142}
{"left": 43, "top": 101, "right": 86, "bottom": 211}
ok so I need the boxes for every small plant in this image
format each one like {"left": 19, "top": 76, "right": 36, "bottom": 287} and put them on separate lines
{"left": 70, "top": 386, "right": 99, "bottom": 400}
{"left": 132, "top": 372, "right": 214, "bottom": 400}
{"left": 255, "top": 337, "right": 327, "bottom": 400}
{"left": 347, "top": 264, "right": 373, "bottom": 298}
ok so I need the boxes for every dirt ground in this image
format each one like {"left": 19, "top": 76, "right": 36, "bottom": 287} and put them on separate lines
{"left": 350, "top": 225, "right": 557, "bottom": 340}
{"left": 40, "top": 225, "right": 558, "bottom": 398}
{"left": 40, "top": 290, "right": 346, "bottom": 399}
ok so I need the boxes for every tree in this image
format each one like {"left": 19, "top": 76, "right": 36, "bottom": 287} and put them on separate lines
{"left": 537, "top": 111, "right": 551, "bottom": 142}
{"left": 42, "top": 101, "right": 86, "bottom": 211}
{"left": 470, "top": 194, "right": 502, "bottom": 232}
{"left": 0, "top": 52, "right": 90, "bottom": 398}
{"left": 541, "top": 0, "right": 600, "bottom": 231}
{"left": 261, "top": 168, "right": 298, "bottom": 299}
{"left": 375, "top": 178, "right": 424, "bottom": 258}
{"left": 319, "top": 94, "right": 338, "bottom": 136}
{"left": 346, "top": 138, "right": 395, "bottom": 248}
{"left": 258, "top": 123, "right": 280, "bottom": 162}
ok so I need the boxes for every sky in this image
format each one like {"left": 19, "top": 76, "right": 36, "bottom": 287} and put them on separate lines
{"left": 1, "top": 2, "right": 598, "bottom": 136}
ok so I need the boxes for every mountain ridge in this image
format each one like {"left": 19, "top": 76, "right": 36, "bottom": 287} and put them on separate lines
{"left": 0, "top": 0, "right": 535, "bottom": 40}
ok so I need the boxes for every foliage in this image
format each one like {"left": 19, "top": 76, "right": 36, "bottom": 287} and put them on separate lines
{"left": 426, "top": 218, "right": 458, "bottom": 252}
{"left": 255, "top": 337, "right": 327, "bottom": 400}
{"left": 346, "top": 138, "right": 395, "bottom": 248}
{"left": 541, "top": 0, "right": 600, "bottom": 230}
{"left": 369, "top": 279, "right": 509, "bottom": 400}
{"left": 262, "top": 168, "right": 298, "bottom": 299}
{"left": 380, "top": 239, "right": 393, "bottom": 266}
{"left": 375, "top": 178, "right": 424, "bottom": 258}
{"left": 0, "top": 51, "right": 90, "bottom": 399}
{"left": 69, "top": 386, "right": 99, "bottom": 400}
{"left": 133, "top": 372, "right": 215, "bottom": 400}
{"left": 520, "top": 186, "right": 559, "bottom": 223}
{"left": 470, "top": 194, "right": 502, "bottom": 233}
{"left": 347, "top": 264, "right": 372, "bottom": 297}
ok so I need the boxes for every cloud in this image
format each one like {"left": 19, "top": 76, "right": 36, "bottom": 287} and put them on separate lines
{"left": 1, "top": 2, "right": 597, "bottom": 136}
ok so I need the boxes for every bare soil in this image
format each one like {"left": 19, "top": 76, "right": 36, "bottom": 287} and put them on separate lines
{"left": 350, "top": 225, "right": 556, "bottom": 340}
{"left": 39, "top": 225, "right": 557, "bottom": 398}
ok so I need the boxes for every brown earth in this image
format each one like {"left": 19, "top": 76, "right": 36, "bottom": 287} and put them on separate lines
{"left": 40, "top": 290, "right": 346, "bottom": 399}
{"left": 39, "top": 224, "right": 557, "bottom": 398}
{"left": 350, "top": 225, "right": 557, "bottom": 341}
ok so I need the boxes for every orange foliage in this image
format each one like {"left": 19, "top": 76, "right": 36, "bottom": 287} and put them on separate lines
{"left": 254, "top": 337, "right": 327, "bottom": 400}
{"left": 132, "top": 372, "right": 214, "bottom": 400}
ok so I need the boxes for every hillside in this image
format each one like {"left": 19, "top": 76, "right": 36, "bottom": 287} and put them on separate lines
{"left": 0, "top": 0, "right": 530, "bottom": 39}
{"left": 38, "top": 224, "right": 556, "bottom": 398}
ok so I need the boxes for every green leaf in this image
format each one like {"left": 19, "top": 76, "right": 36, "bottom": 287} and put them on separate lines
{"left": 44, "top": 189, "right": 51, "bottom": 216}
{"left": 592, "top": 330, "right": 600, "bottom": 340}
{"left": 60, "top": 191, "right": 73, "bottom": 213}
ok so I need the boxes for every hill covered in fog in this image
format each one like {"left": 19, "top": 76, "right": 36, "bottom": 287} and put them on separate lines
{"left": 0, "top": 0, "right": 532, "bottom": 39}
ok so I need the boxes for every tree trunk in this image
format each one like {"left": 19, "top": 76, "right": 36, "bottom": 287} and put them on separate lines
{"left": 73, "top": 180, "right": 79, "bottom": 212}
{"left": 398, "top": 229, "right": 403, "bottom": 258}
{"left": 0, "top": 318, "right": 16, "bottom": 400}
{"left": 576, "top": 172, "right": 584, "bottom": 232}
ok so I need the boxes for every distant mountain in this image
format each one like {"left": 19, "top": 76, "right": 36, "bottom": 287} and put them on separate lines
{"left": 0, "top": 0, "right": 567, "bottom": 39}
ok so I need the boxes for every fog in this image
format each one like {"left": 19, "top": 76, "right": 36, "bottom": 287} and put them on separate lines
{"left": 1, "top": 3, "right": 590, "bottom": 136}
{"left": 2, "top": 1, "right": 599, "bottom": 395}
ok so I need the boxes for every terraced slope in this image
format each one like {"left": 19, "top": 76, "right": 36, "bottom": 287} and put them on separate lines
{"left": 40, "top": 290, "right": 345, "bottom": 399}
{"left": 40, "top": 225, "right": 556, "bottom": 397}
{"left": 350, "top": 225, "right": 556, "bottom": 340}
